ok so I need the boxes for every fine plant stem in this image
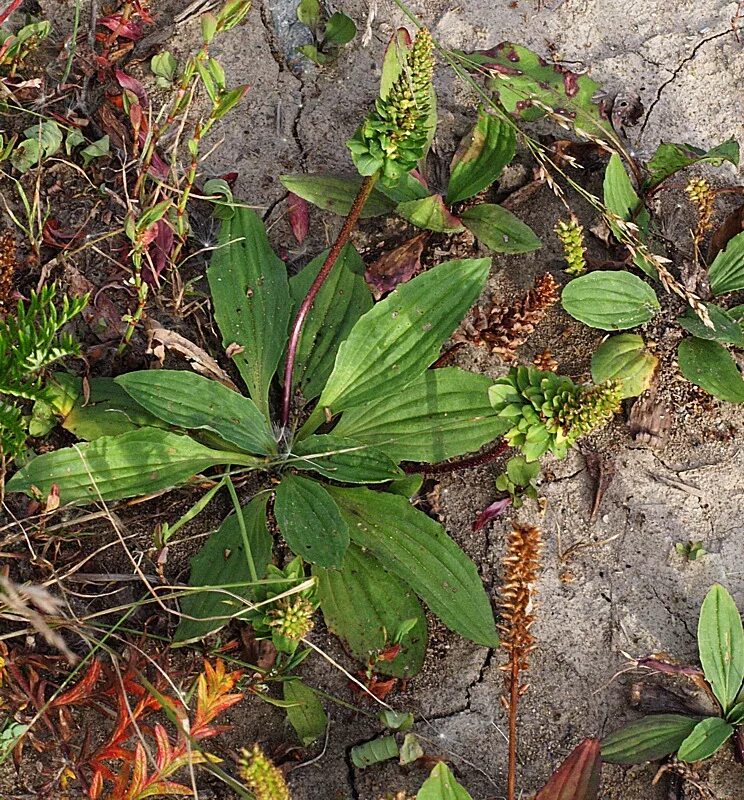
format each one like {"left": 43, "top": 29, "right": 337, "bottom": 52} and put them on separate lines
{"left": 281, "top": 173, "right": 379, "bottom": 429}
{"left": 507, "top": 658, "right": 519, "bottom": 800}
{"left": 401, "top": 439, "right": 508, "bottom": 475}
{"left": 226, "top": 475, "right": 258, "bottom": 583}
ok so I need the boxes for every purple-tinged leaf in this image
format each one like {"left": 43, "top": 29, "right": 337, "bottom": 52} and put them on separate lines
{"left": 365, "top": 233, "right": 427, "bottom": 299}
{"left": 535, "top": 738, "right": 602, "bottom": 800}
{"left": 472, "top": 497, "right": 511, "bottom": 532}
{"left": 287, "top": 192, "right": 309, "bottom": 245}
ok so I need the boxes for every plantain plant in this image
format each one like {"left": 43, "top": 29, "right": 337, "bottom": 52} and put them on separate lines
{"left": 7, "top": 30, "right": 502, "bottom": 681}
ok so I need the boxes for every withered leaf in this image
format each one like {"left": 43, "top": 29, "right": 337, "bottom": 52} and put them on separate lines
{"left": 365, "top": 233, "right": 427, "bottom": 300}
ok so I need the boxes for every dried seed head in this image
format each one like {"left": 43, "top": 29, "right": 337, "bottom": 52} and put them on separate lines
{"left": 685, "top": 177, "right": 715, "bottom": 243}
{"left": 555, "top": 214, "right": 586, "bottom": 276}
{"left": 499, "top": 523, "right": 543, "bottom": 673}
{"left": 453, "top": 273, "right": 559, "bottom": 361}
{"left": 0, "top": 232, "right": 16, "bottom": 315}
{"left": 238, "top": 745, "right": 290, "bottom": 800}
{"left": 533, "top": 349, "right": 558, "bottom": 372}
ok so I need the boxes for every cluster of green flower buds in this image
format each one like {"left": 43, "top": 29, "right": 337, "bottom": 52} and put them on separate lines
{"left": 554, "top": 215, "right": 587, "bottom": 276}
{"left": 238, "top": 744, "right": 290, "bottom": 800}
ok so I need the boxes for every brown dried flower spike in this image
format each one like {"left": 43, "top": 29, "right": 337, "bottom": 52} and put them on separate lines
{"left": 453, "top": 273, "right": 559, "bottom": 362}
{"left": 0, "top": 231, "right": 16, "bottom": 314}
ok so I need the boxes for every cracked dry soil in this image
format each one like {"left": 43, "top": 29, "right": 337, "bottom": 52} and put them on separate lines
{"left": 32, "top": 0, "right": 744, "bottom": 798}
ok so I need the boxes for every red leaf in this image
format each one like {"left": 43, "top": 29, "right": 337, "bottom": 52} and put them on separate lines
{"left": 42, "top": 218, "right": 85, "bottom": 250}
{"left": 365, "top": 233, "right": 427, "bottom": 300}
{"left": 97, "top": 14, "right": 146, "bottom": 41}
{"left": 534, "top": 738, "right": 602, "bottom": 800}
{"left": 143, "top": 220, "right": 175, "bottom": 287}
{"left": 472, "top": 497, "right": 512, "bottom": 532}
{"left": 51, "top": 659, "right": 102, "bottom": 708}
{"left": 287, "top": 192, "right": 309, "bottom": 245}
{"left": 116, "top": 70, "right": 148, "bottom": 107}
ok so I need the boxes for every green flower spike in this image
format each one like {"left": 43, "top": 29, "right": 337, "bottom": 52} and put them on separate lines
{"left": 268, "top": 596, "right": 315, "bottom": 641}
{"left": 489, "top": 366, "right": 622, "bottom": 461}
{"left": 239, "top": 745, "right": 290, "bottom": 800}
{"left": 555, "top": 214, "right": 587, "bottom": 276}
{"left": 348, "top": 28, "right": 434, "bottom": 184}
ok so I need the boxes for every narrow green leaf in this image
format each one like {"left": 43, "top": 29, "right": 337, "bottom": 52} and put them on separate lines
{"left": 380, "top": 27, "right": 412, "bottom": 98}
{"left": 116, "top": 370, "right": 276, "bottom": 455}
{"left": 396, "top": 195, "right": 465, "bottom": 233}
{"left": 283, "top": 679, "right": 328, "bottom": 746}
{"left": 678, "top": 303, "right": 744, "bottom": 346}
{"left": 328, "top": 487, "right": 499, "bottom": 647}
{"left": 698, "top": 584, "right": 744, "bottom": 713}
{"left": 292, "top": 435, "right": 402, "bottom": 483}
{"left": 601, "top": 714, "right": 700, "bottom": 764}
{"left": 314, "top": 544, "right": 427, "bottom": 677}
{"left": 727, "top": 702, "right": 744, "bottom": 725}
{"left": 317, "top": 258, "right": 491, "bottom": 415}
{"left": 460, "top": 203, "right": 541, "bottom": 253}
{"left": 174, "top": 496, "right": 273, "bottom": 643}
{"left": 677, "top": 717, "right": 734, "bottom": 763}
{"left": 590, "top": 334, "right": 658, "bottom": 399}
{"left": 417, "top": 763, "right": 473, "bottom": 800}
{"left": 274, "top": 474, "right": 349, "bottom": 567}
{"left": 351, "top": 736, "right": 399, "bottom": 768}
{"left": 6, "top": 429, "right": 251, "bottom": 505}
{"left": 561, "top": 271, "right": 660, "bottom": 331}
{"left": 709, "top": 230, "right": 744, "bottom": 296}
{"left": 288, "top": 244, "right": 372, "bottom": 401}
{"left": 324, "top": 12, "right": 356, "bottom": 45}
{"left": 446, "top": 109, "right": 516, "bottom": 204}
{"left": 646, "top": 139, "right": 740, "bottom": 188}
{"left": 334, "top": 367, "right": 511, "bottom": 463}
{"left": 207, "top": 208, "right": 290, "bottom": 416}
{"left": 279, "top": 174, "right": 395, "bottom": 218}
{"left": 678, "top": 339, "right": 744, "bottom": 403}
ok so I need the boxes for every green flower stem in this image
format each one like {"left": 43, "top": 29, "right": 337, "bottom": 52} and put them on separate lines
{"left": 281, "top": 172, "right": 379, "bottom": 430}
{"left": 226, "top": 474, "right": 258, "bottom": 584}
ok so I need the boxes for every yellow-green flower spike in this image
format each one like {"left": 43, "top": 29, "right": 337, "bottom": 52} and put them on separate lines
{"left": 239, "top": 745, "right": 290, "bottom": 800}
{"left": 348, "top": 28, "right": 434, "bottom": 185}
{"left": 268, "top": 597, "right": 315, "bottom": 641}
{"left": 555, "top": 215, "right": 586, "bottom": 276}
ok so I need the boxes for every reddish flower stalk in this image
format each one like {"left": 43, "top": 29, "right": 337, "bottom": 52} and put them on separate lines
{"left": 281, "top": 174, "right": 378, "bottom": 428}
{"left": 401, "top": 439, "right": 508, "bottom": 475}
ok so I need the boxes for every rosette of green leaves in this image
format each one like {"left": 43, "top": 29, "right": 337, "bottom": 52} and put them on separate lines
{"left": 489, "top": 366, "right": 622, "bottom": 461}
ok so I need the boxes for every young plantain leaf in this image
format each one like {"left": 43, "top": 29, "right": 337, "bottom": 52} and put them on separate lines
{"left": 646, "top": 139, "right": 739, "bottom": 189}
{"left": 314, "top": 544, "right": 427, "bottom": 677}
{"left": 328, "top": 487, "right": 499, "bottom": 647}
{"left": 287, "top": 244, "right": 372, "bottom": 401}
{"left": 417, "top": 762, "right": 473, "bottom": 800}
{"left": 446, "top": 108, "right": 516, "bottom": 204}
{"left": 677, "top": 717, "right": 734, "bottom": 763}
{"left": 534, "top": 738, "right": 601, "bottom": 800}
{"left": 727, "top": 702, "right": 744, "bottom": 725}
{"left": 601, "top": 714, "right": 700, "bottom": 764}
{"left": 274, "top": 474, "right": 349, "bottom": 567}
{"left": 291, "top": 434, "right": 402, "bottom": 483}
{"left": 460, "top": 203, "right": 541, "bottom": 253}
{"left": 316, "top": 258, "right": 491, "bottom": 416}
{"left": 709, "top": 230, "right": 744, "bottom": 296}
{"left": 207, "top": 208, "right": 290, "bottom": 417}
{"left": 350, "top": 735, "right": 399, "bottom": 768}
{"left": 283, "top": 679, "right": 328, "bottom": 746}
{"left": 6, "top": 429, "right": 254, "bottom": 505}
{"left": 697, "top": 584, "right": 744, "bottom": 713}
{"left": 396, "top": 195, "right": 465, "bottom": 233}
{"left": 279, "top": 174, "right": 396, "bottom": 217}
{"left": 677, "top": 303, "right": 744, "bottom": 346}
{"left": 174, "top": 495, "right": 273, "bottom": 643}
{"left": 590, "top": 334, "right": 657, "bottom": 399}
{"left": 334, "top": 367, "right": 511, "bottom": 463}
{"left": 561, "top": 271, "right": 660, "bottom": 331}
{"left": 678, "top": 339, "right": 744, "bottom": 403}
{"left": 116, "top": 370, "right": 277, "bottom": 455}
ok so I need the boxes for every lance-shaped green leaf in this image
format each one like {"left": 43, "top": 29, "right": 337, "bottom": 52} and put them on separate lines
{"left": 726, "top": 703, "right": 744, "bottom": 725}
{"left": 461, "top": 203, "right": 541, "bottom": 253}
{"left": 174, "top": 495, "right": 273, "bottom": 643}
{"left": 283, "top": 679, "right": 328, "bottom": 746}
{"left": 709, "top": 230, "right": 744, "bottom": 296}
{"left": 590, "top": 334, "right": 657, "bottom": 399}
{"left": 396, "top": 194, "right": 464, "bottom": 233}
{"left": 534, "top": 738, "right": 601, "bottom": 800}
{"left": 274, "top": 474, "right": 348, "bottom": 567}
{"left": 417, "top": 763, "right": 473, "bottom": 800}
{"left": 678, "top": 303, "right": 744, "bottom": 347}
{"left": 328, "top": 487, "right": 498, "bottom": 647}
{"left": 646, "top": 139, "right": 739, "bottom": 188}
{"left": 314, "top": 544, "right": 427, "bottom": 677}
{"left": 351, "top": 736, "right": 399, "bottom": 768}
{"left": 334, "top": 367, "right": 511, "bottom": 462}
{"left": 6, "top": 429, "right": 255, "bottom": 505}
{"left": 291, "top": 435, "right": 402, "bottom": 483}
{"left": 116, "top": 370, "right": 276, "bottom": 455}
{"left": 562, "top": 271, "right": 660, "bottom": 331}
{"left": 287, "top": 244, "right": 372, "bottom": 401}
{"left": 698, "top": 584, "right": 744, "bottom": 713}
{"left": 317, "top": 258, "right": 491, "bottom": 415}
{"left": 678, "top": 339, "right": 744, "bottom": 403}
{"left": 279, "top": 174, "right": 396, "bottom": 218}
{"left": 601, "top": 715, "right": 700, "bottom": 764}
{"left": 677, "top": 717, "right": 734, "bottom": 763}
{"left": 207, "top": 208, "right": 290, "bottom": 417}
{"left": 446, "top": 109, "right": 516, "bottom": 204}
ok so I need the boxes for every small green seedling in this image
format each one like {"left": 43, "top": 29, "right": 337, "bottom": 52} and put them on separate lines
{"left": 675, "top": 541, "right": 707, "bottom": 562}
{"left": 495, "top": 456, "right": 540, "bottom": 508}
{"left": 297, "top": 0, "right": 356, "bottom": 65}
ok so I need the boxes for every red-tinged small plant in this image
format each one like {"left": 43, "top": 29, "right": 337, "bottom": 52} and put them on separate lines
{"left": 534, "top": 738, "right": 602, "bottom": 800}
